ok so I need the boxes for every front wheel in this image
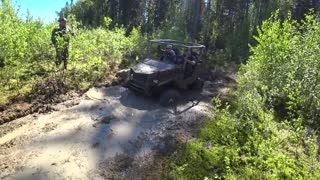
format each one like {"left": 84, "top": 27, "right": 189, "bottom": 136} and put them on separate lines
{"left": 159, "top": 89, "right": 181, "bottom": 107}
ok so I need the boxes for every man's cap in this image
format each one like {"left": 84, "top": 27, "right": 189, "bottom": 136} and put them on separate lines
{"left": 58, "top": 17, "right": 67, "bottom": 22}
{"left": 166, "top": 44, "right": 173, "bottom": 49}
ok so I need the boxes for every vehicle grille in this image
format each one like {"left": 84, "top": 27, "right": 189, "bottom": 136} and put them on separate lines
{"left": 132, "top": 73, "right": 148, "bottom": 82}
{"left": 128, "top": 80, "right": 145, "bottom": 93}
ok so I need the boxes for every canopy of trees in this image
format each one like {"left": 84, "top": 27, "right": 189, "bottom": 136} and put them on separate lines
{"left": 58, "top": 0, "right": 320, "bottom": 62}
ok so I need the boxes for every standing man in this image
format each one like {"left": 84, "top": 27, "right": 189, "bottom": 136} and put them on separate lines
{"left": 51, "top": 17, "right": 74, "bottom": 70}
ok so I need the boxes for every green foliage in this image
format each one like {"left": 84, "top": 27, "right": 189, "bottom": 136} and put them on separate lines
{"left": 243, "top": 11, "right": 320, "bottom": 125}
{"left": 0, "top": 2, "right": 54, "bottom": 103}
{"left": 156, "top": 9, "right": 189, "bottom": 42}
{"left": 0, "top": 2, "right": 142, "bottom": 105}
{"left": 164, "top": 12, "right": 320, "bottom": 179}
{"left": 62, "top": 0, "right": 320, "bottom": 66}
{"left": 66, "top": 21, "right": 141, "bottom": 87}
{"left": 165, "top": 90, "right": 320, "bottom": 179}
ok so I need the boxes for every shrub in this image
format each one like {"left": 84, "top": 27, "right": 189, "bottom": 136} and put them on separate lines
{"left": 164, "top": 11, "right": 320, "bottom": 179}
{"left": 0, "top": 1, "right": 143, "bottom": 105}
{"left": 242, "top": 11, "right": 320, "bottom": 125}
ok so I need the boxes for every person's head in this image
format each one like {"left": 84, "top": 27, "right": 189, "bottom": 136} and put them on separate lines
{"left": 165, "top": 44, "right": 173, "bottom": 52}
{"left": 59, "top": 17, "right": 67, "bottom": 27}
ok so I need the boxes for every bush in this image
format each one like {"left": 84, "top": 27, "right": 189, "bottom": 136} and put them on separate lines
{"left": 0, "top": 2, "right": 143, "bottom": 105}
{"left": 165, "top": 93, "right": 320, "bottom": 179}
{"left": 242, "top": 11, "right": 320, "bottom": 125}
{"left": 164, "top": 12, "right": 320, "bottom": 179}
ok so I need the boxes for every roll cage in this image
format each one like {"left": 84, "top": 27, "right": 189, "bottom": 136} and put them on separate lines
{"left": 147, "top": 39, "right": 206, "bottom": 60}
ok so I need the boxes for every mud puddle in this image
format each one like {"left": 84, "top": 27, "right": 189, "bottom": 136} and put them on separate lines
{"left": 0, "top": 75, "right": 233, "bottom": 179}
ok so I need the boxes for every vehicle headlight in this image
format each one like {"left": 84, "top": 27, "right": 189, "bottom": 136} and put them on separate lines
{"left": 153, "top": 79, "right": 159, "bottom": 84}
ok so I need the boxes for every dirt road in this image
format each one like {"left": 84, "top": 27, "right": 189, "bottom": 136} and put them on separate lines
{"left": 0, "top": 78, "right": 232, "bottom": 179}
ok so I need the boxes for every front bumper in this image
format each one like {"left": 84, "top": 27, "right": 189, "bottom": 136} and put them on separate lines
{"left": 128, "top": 79, "right": 146, "bottom": 93}
{"left": 127, "top": 72, "right": 153, "bottom": 95}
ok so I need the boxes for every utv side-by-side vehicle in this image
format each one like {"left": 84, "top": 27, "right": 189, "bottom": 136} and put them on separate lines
{"left": 125, "top": 39, "right": 206, "bottom": 106}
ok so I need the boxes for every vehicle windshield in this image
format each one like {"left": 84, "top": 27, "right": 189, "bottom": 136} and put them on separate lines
{"left": 147, "top": 40, "right": 204, "bottom": 62}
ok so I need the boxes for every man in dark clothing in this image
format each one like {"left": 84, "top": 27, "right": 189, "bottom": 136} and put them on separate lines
{"left": 159, "top": 44, "right": 176, "bottom": 63}
{"left": 51, "top": 17, "right": 74, "bottom": 70}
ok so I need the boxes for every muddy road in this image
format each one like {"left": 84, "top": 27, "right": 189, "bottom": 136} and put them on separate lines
{"left": 0, "top": 76, "right": 233, "bottom": 179}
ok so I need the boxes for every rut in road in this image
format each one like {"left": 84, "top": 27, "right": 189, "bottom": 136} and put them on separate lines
{"left": 0, "top": 84, "right": 225, "bottom": 179}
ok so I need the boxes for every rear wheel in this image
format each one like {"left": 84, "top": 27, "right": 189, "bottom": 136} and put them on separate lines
{"left": 159, "top": 89, "right": 181, "bottom": 107}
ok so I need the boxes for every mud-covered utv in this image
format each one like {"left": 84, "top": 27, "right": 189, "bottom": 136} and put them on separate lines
{"left": 125, "top": 39, "right": 206, "bottom": 106}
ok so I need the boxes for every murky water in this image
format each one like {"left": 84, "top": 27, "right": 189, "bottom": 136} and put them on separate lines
{"left": 0, "top": 86, "right": 211, "bottom": 179}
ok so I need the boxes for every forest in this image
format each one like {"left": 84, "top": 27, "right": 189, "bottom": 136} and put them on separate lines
{"left": 1, "top": 0, "right": 320, "bottom": 179}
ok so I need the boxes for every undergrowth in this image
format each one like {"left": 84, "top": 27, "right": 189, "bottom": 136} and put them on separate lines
{"left": 0, "top": 2, "right": 144, "bottom": 106}
{"left": 164, "top": 11, "right": 320, "bottom": 179}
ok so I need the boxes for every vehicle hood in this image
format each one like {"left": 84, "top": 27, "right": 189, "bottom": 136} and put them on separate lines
{"left": 132, "top": 59, "right": 176, "bottom": 74}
